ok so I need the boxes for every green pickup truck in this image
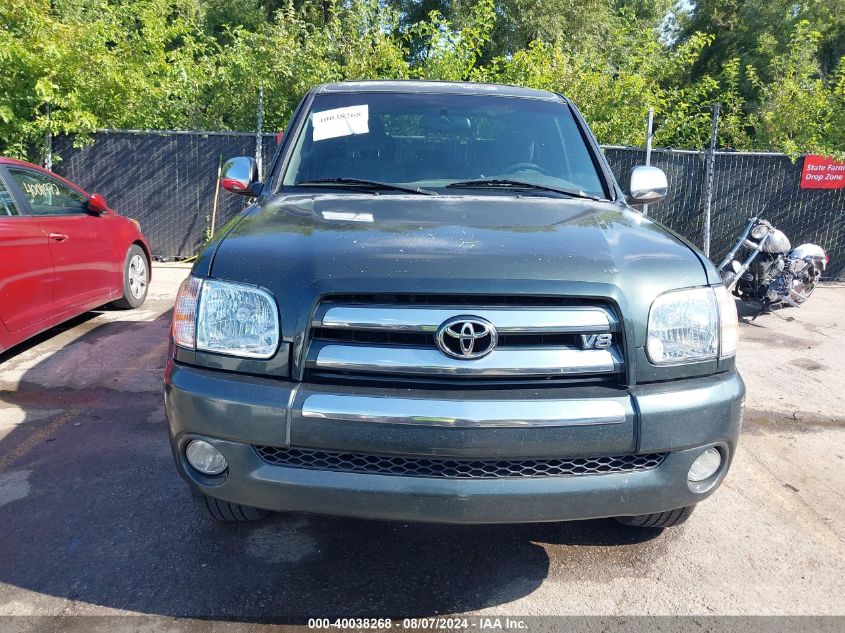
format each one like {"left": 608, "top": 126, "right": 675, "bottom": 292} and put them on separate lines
{"left": 165, "top": 81, "right": 743, "bottom": 528}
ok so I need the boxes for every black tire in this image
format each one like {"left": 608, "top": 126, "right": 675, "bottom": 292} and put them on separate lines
{"left": 614, "top": 505, "right": 696, "bottom": 528}
{"left": 112, "top": 244, "right": 149, "bottom": 309}
{"left": 200, "top": 495, "right": 268, "bottom": 522}
{"left": 795, "top": 279, "right": 817, "bottom": 303}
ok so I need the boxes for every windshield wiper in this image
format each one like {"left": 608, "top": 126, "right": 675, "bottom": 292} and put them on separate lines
{"left": 445, "top": 179, "right": 601, "bottom": 201}
{"left": 295, "top": 178, "right": 436, "bottom": 196}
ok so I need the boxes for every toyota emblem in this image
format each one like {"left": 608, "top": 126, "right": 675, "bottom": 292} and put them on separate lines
{"left": 435, "top": 316, "right": 498, "bottom": 360}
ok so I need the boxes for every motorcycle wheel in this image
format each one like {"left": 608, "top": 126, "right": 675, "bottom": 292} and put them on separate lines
{"left": 789, "top": 269, "right": 820, "bottom": 305}
{"left": 797, "top": 281, "right": 817, "bottom": 303}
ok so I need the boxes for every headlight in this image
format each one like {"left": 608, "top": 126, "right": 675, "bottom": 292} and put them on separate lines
{"left": 647, "top": 286, "right": 736, "bottom": 365}
{"left": 750, "top": 224, "right": 768, "bottom": 240}
{"left": 172, "top": 276, "right": 280, "bottom": 359}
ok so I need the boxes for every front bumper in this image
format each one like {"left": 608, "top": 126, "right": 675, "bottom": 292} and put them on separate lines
{"left": 165, "top": 363, "right": 744, "bottom": 524}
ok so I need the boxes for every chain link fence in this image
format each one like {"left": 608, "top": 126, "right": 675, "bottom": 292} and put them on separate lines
{"left": 604, "top": 147, "right": 709, "bottom": 246}
{"left": 51, "top": 131, "right": 843, "bottom": 279}
{"left": 605, "top": 147, "right": 843, "bottom": 279}
{"left": 52, "top": 131, "right": 278, "bottom": 259}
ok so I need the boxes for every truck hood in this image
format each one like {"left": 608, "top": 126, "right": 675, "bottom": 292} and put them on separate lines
{"left": 209, "top": 193, "right": 709, "bottom": 341}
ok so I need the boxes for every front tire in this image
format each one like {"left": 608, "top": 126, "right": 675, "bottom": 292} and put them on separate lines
{"left": 112, "top": 244, "right": 149, "bottom": 309}
{"left": 615, "top": 505, "right": 696, "bottom": 528}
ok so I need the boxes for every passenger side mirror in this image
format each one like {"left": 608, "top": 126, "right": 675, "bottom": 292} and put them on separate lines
{"left": 628, "top": 166, "right": 668, "bottom": 204}
{"left": 221, "top": 157, "right": 260, "bottom": 196}
{"left": 87, "top": 193, "right": 110, "bottom": 214}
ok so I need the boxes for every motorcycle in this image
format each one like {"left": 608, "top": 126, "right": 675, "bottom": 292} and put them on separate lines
{"left": 717, "top": 216, "right": 828, "bottom": 310}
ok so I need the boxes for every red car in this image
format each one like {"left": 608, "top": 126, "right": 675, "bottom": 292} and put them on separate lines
{"left": 0, "top": 157, "right": 151, "bottom": 354}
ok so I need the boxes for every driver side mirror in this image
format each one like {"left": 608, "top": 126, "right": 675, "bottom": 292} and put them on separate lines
{"left": 87, "top": 193, "right": 110, "bottom": 214}
{"left": 221, "top": 157, "right": 260, "bottom": 196}
{"left": 628, "top": 166, "right": 668, "bottom": 204}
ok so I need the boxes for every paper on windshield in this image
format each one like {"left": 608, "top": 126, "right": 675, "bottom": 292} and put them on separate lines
{"left": 312, "top": 105, "right": 369, "bottom": 141}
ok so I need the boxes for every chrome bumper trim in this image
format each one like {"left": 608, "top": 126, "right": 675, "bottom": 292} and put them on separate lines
{"left": 317, "top": 306, "right": 615, "bottom": 333}
{"left": 308, "top": 343, "right": 621, "bottom": 376}
{"left": 301, "top": 394, "right": 627, "bottom": 427}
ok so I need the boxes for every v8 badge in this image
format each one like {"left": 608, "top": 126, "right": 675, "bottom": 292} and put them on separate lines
{"left": 580, "top": 333, "right": 613, "bottom": 349}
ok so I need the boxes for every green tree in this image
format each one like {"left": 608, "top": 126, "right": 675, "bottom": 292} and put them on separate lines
{"left": 748, "top": 22, "right": 845, "bottom": 157}
{"left": 672, "top": 0, "right": 845, "bottom": 86}
{"left": 0, "top": 0, "right": 842, "bottom": 159}
{"left": 0, "top": 0, "right": 211, "bottom": 156}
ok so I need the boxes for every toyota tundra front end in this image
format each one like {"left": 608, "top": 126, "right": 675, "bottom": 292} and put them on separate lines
{"left": 164, "top": 81, "right": 744, "bottom": 528}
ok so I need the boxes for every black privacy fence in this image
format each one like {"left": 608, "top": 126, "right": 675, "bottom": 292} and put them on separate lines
{"left": 52, "top": 131, "right": 844, "bottom": 279}
{"left": 604, "top": 147, "right": 844, "bottom": 280}
{"left": 52, "top": 131, "right": 279, "bottom": 261}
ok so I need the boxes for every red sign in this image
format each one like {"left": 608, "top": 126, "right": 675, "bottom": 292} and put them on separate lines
{"left": 800, "top": 155, "right": 845, "bottom": 189}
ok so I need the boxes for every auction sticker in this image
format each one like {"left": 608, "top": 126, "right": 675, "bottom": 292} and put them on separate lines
{"left": 312, "top": 105, "right": 369, "bottom": 141}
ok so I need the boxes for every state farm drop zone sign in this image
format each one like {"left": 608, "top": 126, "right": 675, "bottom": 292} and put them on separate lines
{"left": 800, "top": 155, "right": 845, "bottom": 189}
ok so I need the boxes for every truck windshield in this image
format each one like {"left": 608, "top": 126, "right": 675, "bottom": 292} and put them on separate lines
{"left": 281, "top": 92, "right": 608, "bottom": 199}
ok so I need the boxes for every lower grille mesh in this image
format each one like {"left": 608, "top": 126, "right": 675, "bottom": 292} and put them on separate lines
{"left": 253, "top": 446, "right": 666, "bottom": 479}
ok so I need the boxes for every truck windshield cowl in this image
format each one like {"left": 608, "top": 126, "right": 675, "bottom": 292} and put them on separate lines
{"left": 281, "top": 92, "right": 608, "bottom": 199}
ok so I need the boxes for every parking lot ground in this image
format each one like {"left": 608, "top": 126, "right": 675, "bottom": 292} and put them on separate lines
{"left": 0, "top": 264, "right": 843, "bottom": 620}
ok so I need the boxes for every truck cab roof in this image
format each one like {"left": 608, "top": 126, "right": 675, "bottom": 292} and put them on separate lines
{"left": 314, "top": 80, "right": 564, "bottom": 102}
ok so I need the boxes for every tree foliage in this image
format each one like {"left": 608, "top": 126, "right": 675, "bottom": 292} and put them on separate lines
{"left": 0, "top": 0, "right": 842, "bottom": 160}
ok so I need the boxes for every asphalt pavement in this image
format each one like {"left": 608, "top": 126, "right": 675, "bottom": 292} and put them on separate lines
{"left": 0, "top": 265, "right": 842, "bottom": 621}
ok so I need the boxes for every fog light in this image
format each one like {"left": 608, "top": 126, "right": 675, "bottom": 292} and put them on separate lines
{"left": 688, "top": 447, "right": 721, "bottom": 482}
{"left": 185, "top": 440, "right": 227, "bottom": 475}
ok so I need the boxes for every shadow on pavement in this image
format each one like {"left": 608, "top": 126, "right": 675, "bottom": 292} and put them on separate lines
{"left": 0, "top": 312, "right": 101, "bottom": 366}
{"left": 0, "top": 305, "right": 663, "bottom": 621}
{"left": 735, "top": 296, "right": 801, "bottom": 325}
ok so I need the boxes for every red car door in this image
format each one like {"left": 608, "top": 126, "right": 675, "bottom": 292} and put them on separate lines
{"left": 0, "top": 172, "right": 55, "bottom": 333}
{"left": 5, "top": 167, "right": 119, "bottom": 314}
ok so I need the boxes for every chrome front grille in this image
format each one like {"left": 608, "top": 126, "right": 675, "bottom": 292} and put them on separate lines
{"left": 305, "top": 296, "right": 624, "bottom": 382}
{"left": 254, "top": 446, "right": 665, "bottom": 479}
